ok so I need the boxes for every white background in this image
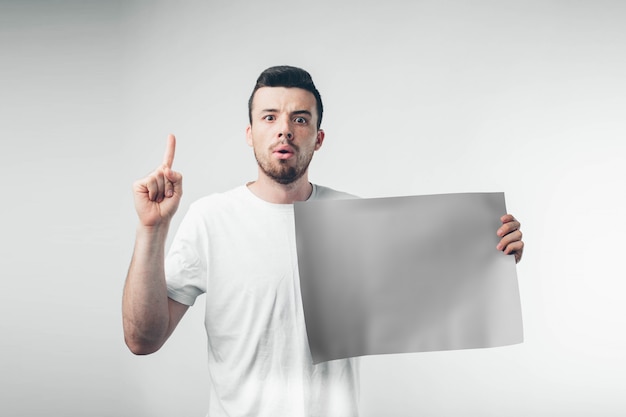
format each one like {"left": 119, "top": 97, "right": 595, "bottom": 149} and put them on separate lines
{"left": 2, "top": 1, "right": 625, "bottom": 415}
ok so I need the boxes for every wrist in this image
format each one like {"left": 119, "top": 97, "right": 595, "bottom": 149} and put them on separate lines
{"left": 135, "top": 221, "right": 170, "bottom": 242}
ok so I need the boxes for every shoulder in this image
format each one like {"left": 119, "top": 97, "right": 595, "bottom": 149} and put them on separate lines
{"left": 311, "top": 184, "right": 359, "bottom": 201}
{"left": 186, "top": 185, "right": 250, "bottom": 216}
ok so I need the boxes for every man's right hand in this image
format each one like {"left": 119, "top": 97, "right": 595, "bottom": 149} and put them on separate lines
{"left": 133, "top": 134, "right": 183, "bottom": 227}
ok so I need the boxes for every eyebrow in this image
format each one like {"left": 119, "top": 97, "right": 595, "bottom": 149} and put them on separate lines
{"left": 260, "top": 109, "right": 313, "bottom": 117}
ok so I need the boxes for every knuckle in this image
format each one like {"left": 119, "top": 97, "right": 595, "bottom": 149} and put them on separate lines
{"left": 152, "top": 168, "right": 164, "bottom": 179}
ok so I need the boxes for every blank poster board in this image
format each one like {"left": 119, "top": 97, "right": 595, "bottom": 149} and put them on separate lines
{"left": 295, "top": 192, "right": 523, "bottom": 364}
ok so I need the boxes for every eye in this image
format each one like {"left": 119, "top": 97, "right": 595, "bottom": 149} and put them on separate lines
{"left": 263, "top": 115, "right": 276, "bottom": 121}
{"left": 294, "top": 116, "right": 307, "bottom": 124}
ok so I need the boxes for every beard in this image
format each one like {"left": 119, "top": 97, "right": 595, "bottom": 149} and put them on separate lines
{"left": 254, "top": 146, "right": 314, "bottom": 185}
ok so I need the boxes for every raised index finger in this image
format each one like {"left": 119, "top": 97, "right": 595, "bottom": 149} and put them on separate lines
{"left": 162, "top": 134, "right": 176, "bottom": 168}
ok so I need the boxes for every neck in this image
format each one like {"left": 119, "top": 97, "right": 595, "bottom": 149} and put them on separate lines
{"left": 247, "top": 172, "right": 313, "bottom": 204}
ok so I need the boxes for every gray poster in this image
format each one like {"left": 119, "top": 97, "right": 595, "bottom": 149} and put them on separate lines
{"left": 295, "top": 192, "right": 523, "bottom": 364}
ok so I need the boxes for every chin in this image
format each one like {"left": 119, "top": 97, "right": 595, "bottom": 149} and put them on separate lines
{"left": 256, "top": 154, "right": 310, "bottom": 185}
{"left": 267, "top": 166, "right": 303, "bottom": 185}
{"left": 273, "top": 170, "right": 300, "bottom": 185}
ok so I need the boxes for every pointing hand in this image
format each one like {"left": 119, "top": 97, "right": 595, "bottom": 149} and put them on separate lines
{"left": 133, "top": 134, "right": 183, "bottom": 227}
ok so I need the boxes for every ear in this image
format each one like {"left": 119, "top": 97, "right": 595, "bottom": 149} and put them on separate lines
{"left": 245, "top": 124, "right": 253, "bottom": 147}
{"left": 314, "top": 129, "right": 325, "bottom": 151}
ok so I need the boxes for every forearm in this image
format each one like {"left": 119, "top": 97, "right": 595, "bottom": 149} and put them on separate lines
{"left": 123, "top": 224, "right": 172, "bottom": 354}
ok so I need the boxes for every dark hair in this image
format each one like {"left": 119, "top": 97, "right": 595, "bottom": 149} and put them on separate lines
{"left": 248, "top": 65, "right": 323, "bottom": 129}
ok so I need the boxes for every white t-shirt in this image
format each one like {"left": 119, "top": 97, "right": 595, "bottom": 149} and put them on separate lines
{"left": 165, "top": 184, "right": 360, "bottom": 417}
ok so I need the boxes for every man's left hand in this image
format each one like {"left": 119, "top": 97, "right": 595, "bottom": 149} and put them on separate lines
{"left": 496, "top": 214, "right": 524, "bottom": 263}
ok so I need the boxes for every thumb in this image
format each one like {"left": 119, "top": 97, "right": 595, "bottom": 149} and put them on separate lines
{"left": 164, "top": 167, "right": 183, "bottom": 197}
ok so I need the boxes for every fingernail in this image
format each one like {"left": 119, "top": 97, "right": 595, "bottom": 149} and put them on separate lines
{"left": 166, "top": 190, "right": 173, "bottom": 197}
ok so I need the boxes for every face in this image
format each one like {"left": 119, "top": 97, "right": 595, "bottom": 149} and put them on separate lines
{"left": 246, "top": 87, "right": 324, "bottom": 185}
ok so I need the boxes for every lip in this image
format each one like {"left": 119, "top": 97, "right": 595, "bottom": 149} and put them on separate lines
{"left": 272, "top": 145, "right": 295, "bottom": 159}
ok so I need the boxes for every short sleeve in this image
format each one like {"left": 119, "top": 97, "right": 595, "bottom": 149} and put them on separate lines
{"left": 165, "top": 203, "right": 209, "bottom": 306}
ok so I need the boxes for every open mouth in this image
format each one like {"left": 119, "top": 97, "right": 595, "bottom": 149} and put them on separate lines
{"left": 273, "top": 145, "right": 295, "bottom": 159}
{"left": 274, "top": 150, "right": 294, "bottom": 160}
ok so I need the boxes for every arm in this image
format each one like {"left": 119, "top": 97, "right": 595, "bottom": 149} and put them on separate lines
{"left": 496, "top": 214, "right": 524, "bottom": 263}
{"left": 122, "top": 134, "right": 186, "bottom": 355}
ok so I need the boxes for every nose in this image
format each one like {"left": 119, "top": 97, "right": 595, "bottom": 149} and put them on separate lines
{"left": 277, "top": 118, "right": 293, "bottom": 141}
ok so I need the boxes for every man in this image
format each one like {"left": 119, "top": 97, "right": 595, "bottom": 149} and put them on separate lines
{"left": 123, "top": 66, "right": 524, "bottom": 416}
